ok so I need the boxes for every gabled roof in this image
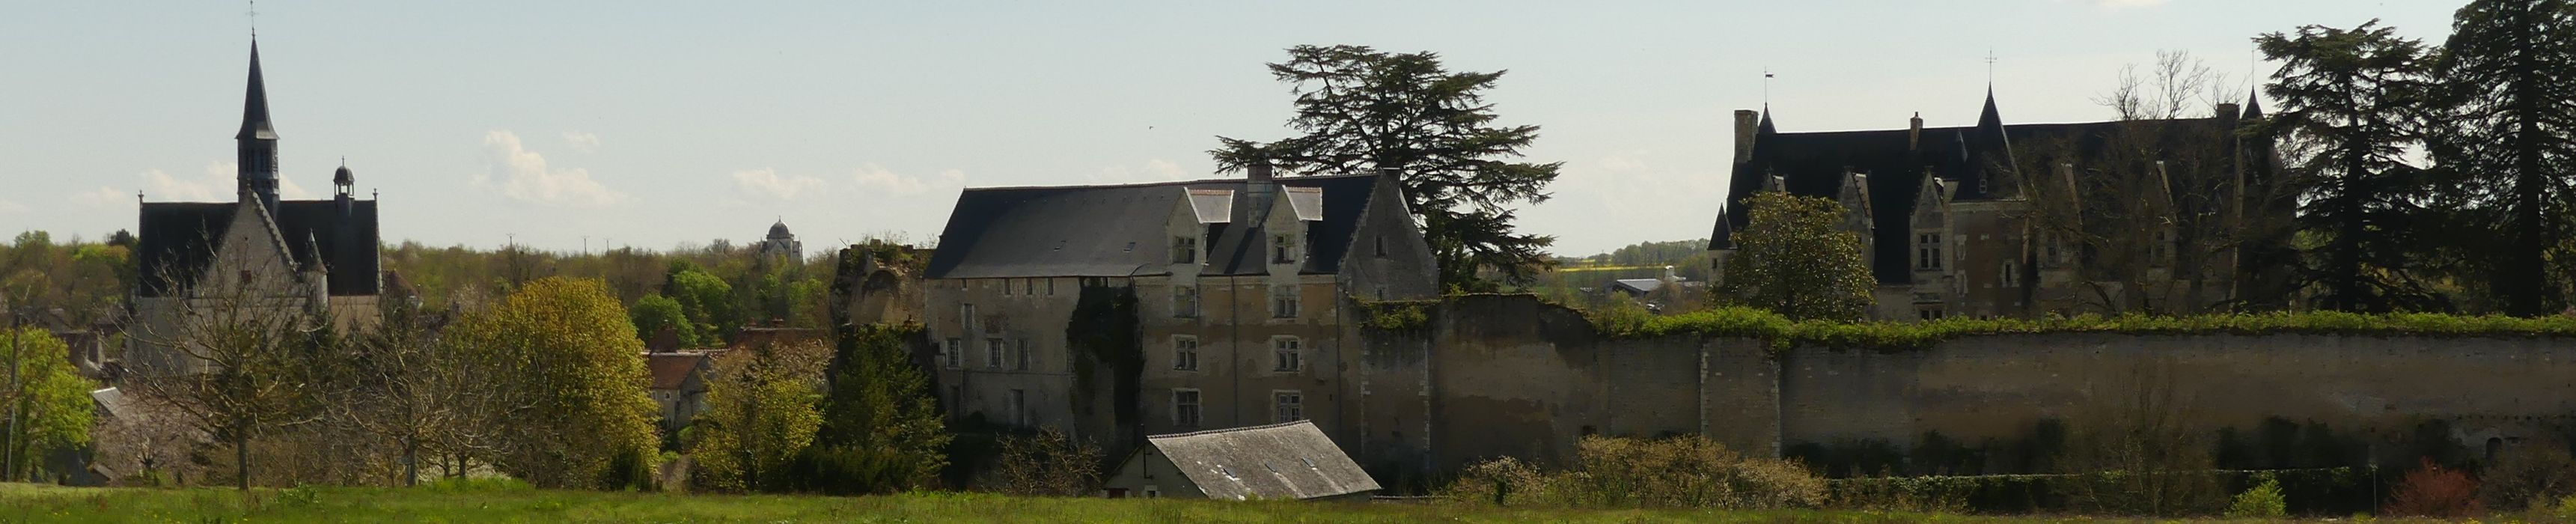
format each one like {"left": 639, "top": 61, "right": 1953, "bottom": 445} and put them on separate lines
{"left": 1147, "top": 421, "right": 1379, "bottom": 501}
{"left": 644, "top": 353, "right": 712, "bottom": 391}
{"left": 137, "top": 199, "right": 381, "bottom": 296}
{"left": 925, "top": 174, "right": 1385, "bottom": 279}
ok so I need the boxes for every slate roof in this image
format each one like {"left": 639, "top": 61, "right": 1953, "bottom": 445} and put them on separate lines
{"left": 1717, "top": 91, "right": 2262, "bottom": 284}
{"left": 926, "top": 174, "right": 1385, "bottom": 279}
{"left": 1147, "top": 421, "right": 1380, "bottom": 501}
{"left": 135, "top": 199, "right": 381, "bottom": 297}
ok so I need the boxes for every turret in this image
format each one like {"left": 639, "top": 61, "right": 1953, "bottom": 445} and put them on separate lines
{"left": 236, "top": 41, "right": 281, "bottom": 212}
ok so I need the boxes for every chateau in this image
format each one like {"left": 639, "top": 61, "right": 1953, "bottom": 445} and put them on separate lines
{"left": 1709, "top": 89, "right": 2293, "bottom": 320}
{"left": 129, "top": 41, "right": 384, "bottom": 374}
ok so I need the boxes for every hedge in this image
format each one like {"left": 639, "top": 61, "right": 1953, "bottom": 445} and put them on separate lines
{"left": 1596, "top": 306, "right": 2576, "bottom": 353}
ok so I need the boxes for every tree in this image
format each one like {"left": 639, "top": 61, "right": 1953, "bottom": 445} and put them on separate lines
{"left": 331, "top": 300, "right": 471, "bottom": 487}
{"left": 1212, "top": 44, "right": 1563, "bottom": 290}
{"left": 982, "top": 427, "right": 1102, "bottom": 496}
{"left": 665, "top": 267, "right": 736, "bottom": 344}
{"left": 2054, "top": 356, "right": 2224, "bottom": 517}
{"left": 629, "top": 293, "right": 698, "bottom": 349}
{"left": 0, "top": 327, "right": 96, "bottom": 481}
{"left": 1718, "top": 192, "right": 1875, "bottom": 321}
{"left": 443, "top": 277, "right": 660, "bottom": 490}
{"left": 686, "top": 339, "right": 829, "bottom": 493}
{"left": 123, "top": 255, "right": 328, "bottom": 490}
{"left": 788, "top": 323, "right": 949, "bottom": 494}
{"left": 2256, "top": 21, "right": 2445, "bottom": 313}
{"left": 2427, "top": 0, "right": 2576, "bottom": 316}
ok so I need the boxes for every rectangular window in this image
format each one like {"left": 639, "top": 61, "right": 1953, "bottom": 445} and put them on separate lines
{"left": 1272, "top": 234, "right": 1296, "bottom": 263}
{"left": 986, "top": 338, "right": 1005, "bottom": 369}
{"left": 944, "top": 338, "right": 962, "bottom": 369}
{"left": 1014, "top": 339, "right": 1031, "bottom": 371}
{"left": 1273, "top": 337, "right": 1302, "bottom": 372}
{"left": 1046, "top": 278, "right": 1056, "bottom": 296}
{"left": 1007, "top": 389, "right": 1028, "bottom": 426}
{"left": 959, "top": 304, "right": 977, "bottom": 334}
{"left": 1172, "top": 335, "right": 1200, "bottom": 371}
{"left": 1374, "top": 236, "right": 1388, "bottom": 258}
{"left": 2000, "top": 261, "right": 2019, "bottom": 288}
{"left": 1274, "top": 391, "right": 1304, "bottom": 422}
{"left": 1173, "top": 286, "right": 1200, "bottom": 318}
{"left": 1272, "top": 285, "right": 1299, "bottom": 318}
{"left": 1003, "top": 278, "right": 1014, "bottom": 296}
{"left": 1918, "top": 308, "right": 1944, "bottom": 321}
{"left": 1173, "top": 389, "right": 1202, "bottom": 427}
{"left": 1173, "top": 236, "right": 1198, "bottom": 264}
{"left": 1917, "top": 234, "right": 1944, "bottom": 270}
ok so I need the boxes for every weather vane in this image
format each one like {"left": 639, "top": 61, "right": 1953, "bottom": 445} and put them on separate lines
{"left": 248, "top": 0, "right": 257, "bottom": 38}
{"left": 1762, "top": 67, "right": 1774, "bottom": 107}
{"left": 1985, "top": 49, "right": 2000, "bottom": 83}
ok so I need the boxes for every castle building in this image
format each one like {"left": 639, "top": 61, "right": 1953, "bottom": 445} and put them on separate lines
{"left": 1709, "top": 88, "right": 2291, "bottom": 320}
{"left": 918, "top": 167, "right": 1437, "bottom": 445}
{"left": 129, "top": 41, "right": 383, "bottom": 373}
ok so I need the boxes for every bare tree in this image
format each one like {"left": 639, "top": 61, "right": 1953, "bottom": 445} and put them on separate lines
{"left": 2054, "top": 356, "right": 2224, "bottom": 517}
{"left": 327, "top": 299, "right": 474, "bottom": 486}
{"left": 123, "top": 252, "right": 328, "bottom": 490}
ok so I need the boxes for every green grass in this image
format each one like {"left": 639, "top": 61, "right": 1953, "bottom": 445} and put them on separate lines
{"left": 0, "top": 482, "right": 2464, "bottom": 523}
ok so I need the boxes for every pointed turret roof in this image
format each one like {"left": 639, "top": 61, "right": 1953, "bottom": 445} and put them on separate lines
{"left": 1757, "top": 104, "right": 1777, "bottom": 135}
{"left": 236, "top": 41, "right": 278, "bottom": 141}
{"left": 1975, "top": 87, "right": 2005, "bottom": 132}
{"left": 2240, "top": 87, "right": 2265, "bottom": 121}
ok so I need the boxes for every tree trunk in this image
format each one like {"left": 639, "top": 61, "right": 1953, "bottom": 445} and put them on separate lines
{"left": 235, "top": 434, "right": 251, "bottom": 490}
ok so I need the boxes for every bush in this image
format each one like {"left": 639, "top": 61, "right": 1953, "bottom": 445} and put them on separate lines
{"left": 2479, "top": 445, "right": 2576, "bottom": 511}
{"left": 980, "top": 428, "right": 1102, "bottom": 496}
{"left": 2386, "top": 457, "right": 2483, "bottom": 517}
{"left": 2225, "top": 475, "right": 2288, "bottom": 518}
{"left": 1443, "top": 435, "right": 1825, "bottom": 510}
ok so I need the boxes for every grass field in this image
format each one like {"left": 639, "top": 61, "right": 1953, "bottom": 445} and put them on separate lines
{"left": 0, "top": 483, "right": 2494, "bottom": 523}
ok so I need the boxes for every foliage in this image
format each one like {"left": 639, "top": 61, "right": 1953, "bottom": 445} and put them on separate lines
{"left": 1445, "top": 435, "right": 1825, "bottom": 510}
{"left": 2223, "top": 475, "right": 2288, "bottom": 518}
{"left": 789, "top": 323, "right": 949, "bottom": 494}
{"left": 1590, "top": 302, "right": 2576, "bottom": 353}
{"left": 1212, "top": 44, "right": 1562, "bottom": 291}
{"left": 2257, "top": 21, "right": 2446, "bottom": 313}
{"left": 2385, "top": 457, "right": 2483, "bottom": 517}
{"left": 0, "top": 230, "right": 132, "bottom": 326}
{"left": 1716, "top": 192, "right": 1874, "bottom": 322}
{"left": 628, "top": 293, "right": 699, "bottom": 349}
{"left": 443, "top": 277, "right": 661, "bottom": 490}
{"left": 2479, "top": 445, "right": 2576, "bottom": 511}
{"left": 665, "top": 268, "right": 738, "bottom": 346}
{"left": 980, "top": 427, "right": 1102, "bottom": 497}
{"left": 1354, "top": 298, "right": 1432, "bottom": 331}
{"left": 2424, "top": 0, "right": 2576, "bottom": 317}
{"left": 687, "top": 340, "right": 830, "bottom": 493}
{"left": 0, "top": 327, "right": 97, "bottom": 481}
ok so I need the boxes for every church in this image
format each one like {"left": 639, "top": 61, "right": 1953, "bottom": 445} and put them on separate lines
{"left": 129, "top": 40, "right": 384, "bottom": 373}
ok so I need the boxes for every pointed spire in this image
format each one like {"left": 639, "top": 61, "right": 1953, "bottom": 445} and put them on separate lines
{"left": 1976, "top": 86, "right": 2004, "bottom": 131}
{"left": 237, "top": 40, "right": 278, "bottom": 141}
{"left": 1757, "top": 104, "right": 1777, "bottom": 135}
{"left": 2240, "top": 85, "right": 2265, "bottom": 121}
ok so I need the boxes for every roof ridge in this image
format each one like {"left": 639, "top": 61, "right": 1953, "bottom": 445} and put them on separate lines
{"left": 962, "top": 173, "right": 1381, "bottom": 193}
{"left": 1147, "top": 419, "right": 1316, "bottom": 439}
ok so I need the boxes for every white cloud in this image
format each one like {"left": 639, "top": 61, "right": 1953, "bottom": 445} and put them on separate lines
{"left": 563, "top": 131, "right": 600, "bottom": 153}
{"left": 478, "top": 130, "right": 627, "bottom": 207}
{"left": 852, "top": 164, "right": 965, "bottom": 196}
{"left": 733, "top": 168, "right": 831, "bottom": 201}
{"left": 132, "top": 161, "right": 315, "bottom": 201}
{"left": 72, "top": 187, "right": 132, "bottom": 208}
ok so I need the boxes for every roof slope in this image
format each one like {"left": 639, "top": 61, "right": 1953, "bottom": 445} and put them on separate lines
{"left": 644, "top": 353, "right": 710, "bottom": 390}
{"left": 1148, "top": 420, "right": 1379, "bottom": 501}
{"left": 926, "top": 174, "right": 1383, "bottom": 279}
{"left": 138, "top": 199, "right": 381, "bottom": 296}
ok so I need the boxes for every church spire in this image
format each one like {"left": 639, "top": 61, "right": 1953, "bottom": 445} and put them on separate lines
{"left": 2240, "top": 85, "right": 2265, "bottom": 121}
{"left": 1756, "top": 103, "right": 1777, "bottom": 135}
{"left": 236, "top": 40, "right": 281, "bottom": 210}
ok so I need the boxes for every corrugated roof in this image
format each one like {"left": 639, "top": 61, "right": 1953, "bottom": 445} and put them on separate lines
{"left": 926, "top": 174, "right": 1385, "bottom": 279}
{"left": 1148, "top": 421, "right": 1379, "bottom": 501}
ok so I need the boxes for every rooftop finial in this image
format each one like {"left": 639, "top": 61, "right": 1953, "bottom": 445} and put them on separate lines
{"left": 1762, "top": 67, "right": 1774, "bottom": 108}
{"left": 1985, "top": 49, "right": 1999, "bottom": 85}
{"left": 248, "top": 0, "right": 257, "bottom": 39}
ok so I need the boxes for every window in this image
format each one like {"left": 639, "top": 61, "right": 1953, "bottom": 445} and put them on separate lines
{"left": 2000, "top": 261, "right": 2019, "bottom": 288}
{"left": 1374, "top": 236, "right": 1387, "bottom": 258}
{"left": 1173, "top": 286, "right": 1200, "bottom": 318}
{"left": 944, "top": 338, "right": 962, "bottom": 369}
{"left": 1003, "top": 278, "right": 1013, "bottom": 296}
{"left": 1917, "top": 233, "right": 1943, "bottom": 270}
{"left": 986, "top": 338, "right": 1005, "bottom": 369}
{"left": 1273, "top": 337, "right": 1302, "bottom": 372}
{"left": 1025, "top": 278, "right": 1037, "bottom": 295}
{"left": 959, "top": 304, "right": 977, "bottom": 334}
{"left": 1918, "top": 308, "right": 1945, "bottom": 321}
{"left": 1172, "top": 335, "right": 1200, "bottom": 371}
{"left": 1014, "top": 339, "right": 1031, "bottom": 371}
{"left": 1173, "top": 236, "right": 1198, "bottom": 264}
{"left": 1172, "top": 389, "right": 1202, "bottom": 427}
{"left": 1144, "top": 485, "right": 1159, "bottom": 499}
{"left": 1275, "top": 391, "right": 1304, "bottom": 422}
{"left": 1272, "top": 285, "right": 1299, "bottom": 318}
{"left": 1046, "top": 278, "right": 1056, "bottom": 296}
{"left": 1007, "top": 389, "right": 1028, "bottom": 426}
{"left": 1272, "top": 234, "right": 1297, "bottom": 263}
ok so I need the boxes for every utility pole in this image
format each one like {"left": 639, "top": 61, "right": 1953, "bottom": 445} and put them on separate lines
{"left": 4, "top": 304, "right": 19, "bottom": 481}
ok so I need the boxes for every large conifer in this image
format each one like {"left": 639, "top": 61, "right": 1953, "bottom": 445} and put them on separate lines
{"left": 2256, "top": 21, "right": 2445, "bottom": 313}
{"left": 2429, "top": 0, "right": 2576, "bottom": 315}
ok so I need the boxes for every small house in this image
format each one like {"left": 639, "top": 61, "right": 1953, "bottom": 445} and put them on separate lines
{"left": 1102, "top": 420, "right": 1379, "bottom": 501}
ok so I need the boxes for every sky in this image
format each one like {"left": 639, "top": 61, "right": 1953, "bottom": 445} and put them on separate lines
{"left": 1, "top": 1, "right": 2462, "bottom": 256}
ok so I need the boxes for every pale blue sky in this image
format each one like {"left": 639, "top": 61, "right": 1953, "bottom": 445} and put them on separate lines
{"left": 1, "top": 1, "right": 2458, "bottom": 255}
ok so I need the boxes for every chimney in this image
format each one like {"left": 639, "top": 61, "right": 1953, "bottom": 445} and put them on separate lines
{"left": 1733, "top": 109, "right": 1760, "bottom": 165}
{"left": 2215, "top": 103, "right": 2241, "bottom": 121}
{"left": 1238, "top": 161, "right": 1279, "bottom": 224}
{"left": 1908, "top": 112, "right": 1923, "bottom": 151}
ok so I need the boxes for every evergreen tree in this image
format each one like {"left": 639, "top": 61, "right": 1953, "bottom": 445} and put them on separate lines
{"left": 790, "top": 323, "right": 950, "bottom": 494}
{"left": 2256, "top": 21, "right": 2445, "bottom": 313}
{"left": 2429, "top": 0, "right": 2576, "bottom": 316}
{"left": 1212, "top": 45, "right": 1563, "bottom": 291}
{"left": 1718, "top": 192, "right": 1875, "bottom": 322}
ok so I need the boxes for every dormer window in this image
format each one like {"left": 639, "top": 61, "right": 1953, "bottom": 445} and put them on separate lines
{"left": 1173, "top": 236, "right": 1198, "bottom": 264}
{"left": 1917, "top": 233, "right": 1943, "bottom": 270}
{"left": 1272, "top": 234, "right": 1297, "bottom": 263}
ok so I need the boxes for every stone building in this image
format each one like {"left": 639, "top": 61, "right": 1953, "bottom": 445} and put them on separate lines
{"left": 758, "top": 219, "right": 802, "bottom": 266}
{"left": 918, "top": 167, "right": 1437, "bottom": 444}
{"left": 129, "top": 41, "right": 384, "bottom": 373}
{"left": 1708, "top": 88, "right": 2291, "bottom": 320}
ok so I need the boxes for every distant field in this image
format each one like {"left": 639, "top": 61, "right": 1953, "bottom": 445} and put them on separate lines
{"left": 0, "top": 483, "right": 2452, "bottom": 523}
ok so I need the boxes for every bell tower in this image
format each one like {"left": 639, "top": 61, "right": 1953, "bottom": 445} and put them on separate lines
{"left": 236, "top": 41, "right": 281, "bottom": 211}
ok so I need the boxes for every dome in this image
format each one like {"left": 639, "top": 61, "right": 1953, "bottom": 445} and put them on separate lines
{"left": 333, "top": 165, "right": 354, "bottom": 186}
{"left": 768, "top": 220, "right": 793, "bottom": 240}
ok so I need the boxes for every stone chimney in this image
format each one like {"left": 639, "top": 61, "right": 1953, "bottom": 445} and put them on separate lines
{"left": 1733, "top": 109, "right": 1760, "bottom": 165}
{"left": 2215, "top": 103, "right": 2241, "bottom": 121}
{"left": 1238, "top": 162, "right": 1279, "bottom": 225}
{"left": 1908, "top": 112, "right": 1924, "bottom": 151}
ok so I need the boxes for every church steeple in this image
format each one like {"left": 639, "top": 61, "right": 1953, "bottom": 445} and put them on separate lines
{"left": 237, "top": 40, "right": 281, "bottom": 211}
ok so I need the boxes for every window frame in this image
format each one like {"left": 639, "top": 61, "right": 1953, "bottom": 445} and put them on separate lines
{"left": 1171, "top": 335, "right": 1200, "bottom": 371}
{"left": 1014, "top": 339, "right": 1031, "bottom": 371}
{"left": 1171, "top": 389, "right": 1203, "bottom": 427}
{"left": 1272, "top": 234, "right": 1296, "bottom": 263}
{"left": 1272, "top": 336, "right": 1302, "bottom": 373}
{"left": 986, "top": 338, "right": 1005, "bottom": 369}
{"left": 943, "top": 338, "right": 962, "bottom": 369}
{"left": 1173, "top": 285, "right": 1200, "bottom": 318}
{"left": 1271, "top": 284, "right": 1299, "bottom": 319}
{"left": 1274, "top": 390, "right": 1304, "bottom": 423}
{"left": 1173, "top": 236, "right": 1198, "bottom": 264}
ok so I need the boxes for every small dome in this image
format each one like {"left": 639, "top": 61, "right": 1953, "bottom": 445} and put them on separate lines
{"left": 768, "top": 220, "right": 793, "bottom": 239}
{"left": 333, "top": 165, "right": 355, "bottom": 186}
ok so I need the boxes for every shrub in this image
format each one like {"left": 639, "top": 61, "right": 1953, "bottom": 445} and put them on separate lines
{"left": 980, "top": 427, "right": 1102, "bottom": 496}
{"left": 1442, "top": 435, "right": 1825, "bottom": 510}
{"left": 1444, "top": 457, "right": 1548, "bottom": 505}
{"left": 2386, "top": 457, "right": 2483, "bottom": 517}
{"left": 2479, "top": 445, "right": 2576, "bottom": 511}
{"left": 2226, "top": 475, "right": 2288, "bottom": 518}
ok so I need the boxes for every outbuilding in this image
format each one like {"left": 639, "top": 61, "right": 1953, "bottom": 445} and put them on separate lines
{"left": 1102, "top": 420, "right": 1379, "bottom": 502}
